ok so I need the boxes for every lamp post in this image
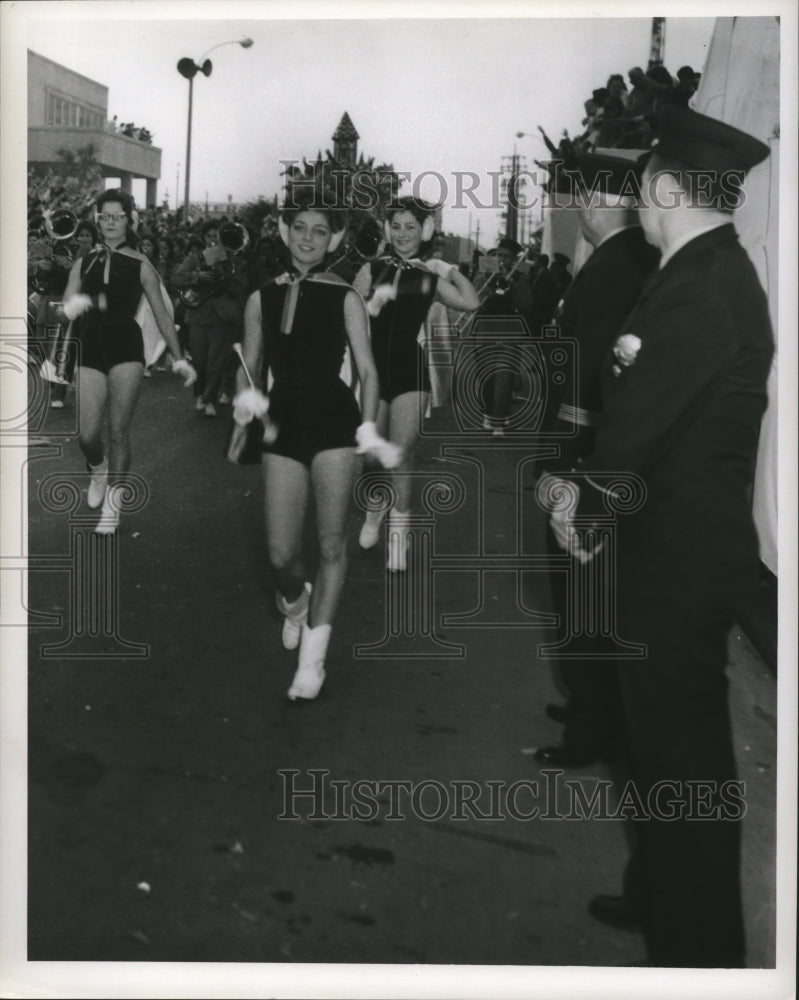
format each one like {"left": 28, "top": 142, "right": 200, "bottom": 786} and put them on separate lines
{"left": 177, "top": 37, "right": 253, "bottom": 220}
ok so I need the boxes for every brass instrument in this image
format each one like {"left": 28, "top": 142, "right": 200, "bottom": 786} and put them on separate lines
{"left": 45, "top": 208, "right": 79, "bottom": 241}
{"left": 28, "top": 209, "right": 78, "bottom": 294}
{"left": 451, "top": 245, "right": 533, "bottom": 336}
{"left": 179, "top": 221, "right": 250, "bottom": 308}
{"left": 329, "top": 216, "right": 385, "bottom": 275}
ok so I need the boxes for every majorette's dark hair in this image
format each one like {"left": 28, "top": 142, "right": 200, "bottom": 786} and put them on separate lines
{"left": 385, "top": 195, "right": 438, "bottom": 225}
{"left": 280, "top": 185, "right": 348, "bottom": 233}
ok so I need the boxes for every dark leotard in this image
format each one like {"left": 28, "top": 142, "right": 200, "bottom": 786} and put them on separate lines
{"left": 259, "top": 272, "right": 361, "bottom": 467}
{"left": 366, "top": 259, "right": 438, "bottom": 402}
{"left": 76, "top": 248, "right": 145, "bottom": 372}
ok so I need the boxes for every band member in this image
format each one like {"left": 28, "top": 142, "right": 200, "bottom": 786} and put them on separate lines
{"left": 172, "top": 219, "right": 248, "bottom": 416}
{"left": 233, "top": 190, "right": 397, "bottom": 702}
{"left": 59, "top": 189, "right": 196, "bottom": 533}
{"left": 534, "top": 153, "right": 659, "bottom": 767}
{"left": 472, "top": 237, "right": 533, "bottom": 435}
{"left": 354, "top": 197, "right": 479, "bottom": 570}
{"left": 28, "top": 218, "right": 75, "bottom": 408}
{"left": 547, "top": 107, "right": 773, "bottom": 966}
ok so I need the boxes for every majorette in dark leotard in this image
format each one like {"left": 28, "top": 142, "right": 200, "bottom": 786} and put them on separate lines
{"left": 259, "top": 268, "right": 361, "bottom": 467}
{"left": 76, "top": 246, "right": 146, "bottom": 373}
{"left": 365, "top": 257, "right": 438, "bottom": 402}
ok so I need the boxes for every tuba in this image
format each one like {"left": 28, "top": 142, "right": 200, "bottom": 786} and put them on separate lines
{"left": 179, "top": 221, "right": 250, "bottom": 308}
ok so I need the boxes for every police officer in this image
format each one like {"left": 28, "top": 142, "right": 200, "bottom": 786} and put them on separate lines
{"left": 535, "top": 153, "right": 660, "bottom": 767}
{"left": 548, "top": 105, "right": 773, "bottom": 967}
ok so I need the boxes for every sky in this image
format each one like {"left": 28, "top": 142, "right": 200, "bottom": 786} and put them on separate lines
{"left": 23, "top": 6, "right": 717, "bottom": 245}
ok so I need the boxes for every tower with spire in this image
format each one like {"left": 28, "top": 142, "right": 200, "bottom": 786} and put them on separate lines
{"left": 332, "top": 112, "right": 359, "bottom": 167}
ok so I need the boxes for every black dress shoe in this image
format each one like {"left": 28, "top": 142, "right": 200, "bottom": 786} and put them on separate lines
{"left": 588, "top": 894, "right": 643, "bottom": 933}
{"left": 545, "top": 702, "right": 570, "bottom": 724}
{"left": 533, "top": 743, "right": 601, "bottom": 767}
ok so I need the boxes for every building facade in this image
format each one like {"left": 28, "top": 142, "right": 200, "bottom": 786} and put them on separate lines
{"left": 28, "top": 50, "right": 161, "bottom": 206}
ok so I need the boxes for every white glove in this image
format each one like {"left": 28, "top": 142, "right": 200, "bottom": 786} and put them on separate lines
{"left": 172, "top": 357, "right": 198, "bottom": 388}
{"left": 233, "top": 387, "right": 279, "bottom": 444}
{"left": 423, "top": 258, "right": 456, "bottom": 281}
{"left": 545, "top": 478, "right": 602, "bottom": 565}
{"left": 355, "top": 422, "right": 403, "bottom": 469}
{"left": 366, "top": 283, "right": 398, "bottom": 317}
{"left": 550, "top": 510, "right": 603, "bottom": 564}
{"left": 233, "top": 387, "right": 269, "bottom": 426}
{"left": 62, "top": 293, "right": 93, "bottom": 321}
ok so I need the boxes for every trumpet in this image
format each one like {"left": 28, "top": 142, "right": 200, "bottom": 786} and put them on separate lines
{"left": 178, "top": 221, "right": 250, "bottom": 308}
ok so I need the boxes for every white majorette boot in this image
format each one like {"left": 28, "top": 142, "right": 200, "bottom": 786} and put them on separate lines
{"left": 358, "top": 509, "right": 386, "bottom": 549}
{"left": 276, "top": 582, "right": 312, "bottom": 650}
{"left": 94, "top": 483, "right": 122, "bottom": 535}
{"left": 287, "top": 623, "right": 331, "bottom": 701}
{"left": 87, "top": 458, "right": 109, "bottom": 509}
{"left": 386, "top": 508, "right": 411, "bottom": 572}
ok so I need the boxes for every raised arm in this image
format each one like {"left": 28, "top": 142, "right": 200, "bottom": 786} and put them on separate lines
{"left": 432, "top": 264, "right": 480, "bottom": 312}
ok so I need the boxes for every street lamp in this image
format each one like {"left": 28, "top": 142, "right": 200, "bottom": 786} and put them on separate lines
{"left": 177, "top": 37, "right": 253, "bottom": 219}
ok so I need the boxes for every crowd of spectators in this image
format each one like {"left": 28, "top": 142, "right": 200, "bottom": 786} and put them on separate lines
{"left": 107, "top": 116, "right": 154, "bottom": 143}
{"left": 534, "top": 62, "right": 701, "bottom": 191}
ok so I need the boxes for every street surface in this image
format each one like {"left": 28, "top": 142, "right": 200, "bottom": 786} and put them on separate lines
{"left": 24, "top": 373, "right": 776, "bottom": 971}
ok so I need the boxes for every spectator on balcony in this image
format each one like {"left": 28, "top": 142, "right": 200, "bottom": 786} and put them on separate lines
{"left": 672, "top": 65, "right": 700, "bottom": 107}
{"left": 646, "top": 64, "right": 677, "bottom": 111}
{"left": 627, "top": 66, "right": 655, "bottom": 118}
{"left": 596, "top": 97, "right": 628, "bottom": 147}
{"left": 606, "top": 73, "right": 629, "bottom": 109}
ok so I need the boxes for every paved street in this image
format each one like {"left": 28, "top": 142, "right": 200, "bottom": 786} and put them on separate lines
{"left": 24, "top": 372, "right": 777, "bottom": 973}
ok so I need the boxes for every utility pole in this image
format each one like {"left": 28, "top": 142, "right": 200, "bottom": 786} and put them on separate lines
{"left": 501, "top": 148, "right": 527, "bottom": 244}
{"left": 649, "top": 17, "right": 666, "bottom": 67}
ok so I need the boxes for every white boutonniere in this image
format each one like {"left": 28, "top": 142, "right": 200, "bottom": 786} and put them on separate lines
{"left": 274, "top": 272, "right": 292, "bottom": 285}
{"left": 612, "top": 333, "right": 642, "bottom": 376}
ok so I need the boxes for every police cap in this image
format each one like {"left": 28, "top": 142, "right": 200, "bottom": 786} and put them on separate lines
{"left": 651, "top": 105, "right": 770, "bottom": 174}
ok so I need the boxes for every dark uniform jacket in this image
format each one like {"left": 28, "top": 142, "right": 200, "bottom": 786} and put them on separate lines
{"left": 478, "top": 271, "right": 532, "bottom": 318}
{"left": 529, "top": 267, "right": 562, "bottom": 336}
{"left": 540, "top": 225, "right": 659, "bottom": 469}
{"left": 576, "top": 223, "right": 774, "bottom": 603}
